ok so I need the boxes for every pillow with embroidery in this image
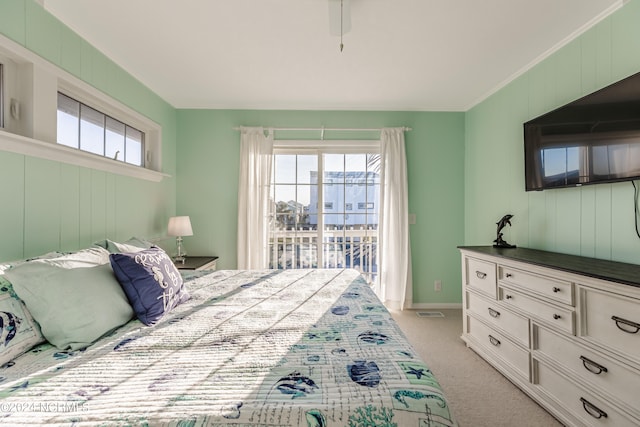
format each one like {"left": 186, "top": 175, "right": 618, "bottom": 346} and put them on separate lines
{"left": 0, "top": 276, "right": 45, "bottom": 365}
{"left": 109, "top": 246, "right": 189, "bottom": 326}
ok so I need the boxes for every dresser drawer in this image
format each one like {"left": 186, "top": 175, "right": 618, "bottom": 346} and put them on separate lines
{"left": 501, "top": 286, "right": 575, "bottom": 335}
{"left": 534, "top": 360, "right": 638, "bottom": 427}
{"left": 581, "top": 287, "right": 640, "bottom": 364}
{"left": 466, "top": 257, "right": 497, "bottom": 298}
{"left": 467, "top": 315, "right": 529, "bottom": 380}
{"left": 499, "top": 265, "right": 574, "bottom": 306}
{"left": 467, "top": 291, "right": 529, "bottom": 347}
{"left": 534, "top": 324, "right": 640, "bottom": 415}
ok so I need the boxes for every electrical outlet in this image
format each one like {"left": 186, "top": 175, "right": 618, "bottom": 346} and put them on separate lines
{"left": 434, "top": 280, "right": 442, "bottom": 292}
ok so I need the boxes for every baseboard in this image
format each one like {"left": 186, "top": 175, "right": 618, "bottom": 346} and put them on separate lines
{"left": 408, "top": 302, "right": 462, "bottom": 310}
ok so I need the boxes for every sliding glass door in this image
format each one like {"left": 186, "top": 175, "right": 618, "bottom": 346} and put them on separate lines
{"left": 269, "top": 148, "right": 379, "bottom": 284}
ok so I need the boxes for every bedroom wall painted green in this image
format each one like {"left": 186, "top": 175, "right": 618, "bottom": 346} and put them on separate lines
{"left": 0, "top": 1, "right": 177, "bottom": 261}
{"left": 1, "top": 2, "right": 465, "bottom": 306}
{"left": 465, "top": 0, "right": 640, "bottom": 265}
{"left": 9, "top": 0, "right": 640, "bottom": 306}
{"left": 176, "top": 110, "right": 465, "bottom": 305}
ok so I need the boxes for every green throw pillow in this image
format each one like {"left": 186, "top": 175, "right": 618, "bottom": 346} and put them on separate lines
{"left": 5, "top": 263, "right": 134, "bottom": 350}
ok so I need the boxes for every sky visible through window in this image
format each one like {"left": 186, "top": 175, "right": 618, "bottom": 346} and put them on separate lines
{"left": 57, "top": 93, "right": 143, "bottom": 166}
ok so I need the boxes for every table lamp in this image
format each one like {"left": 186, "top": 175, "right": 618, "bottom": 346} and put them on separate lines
{"left": 167, "top": 216, "right": 193, "bottom": 263}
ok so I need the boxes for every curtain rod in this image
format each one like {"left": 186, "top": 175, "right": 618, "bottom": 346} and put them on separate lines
{"left": 232, "top": 126, "right": 412, "bottom": 132}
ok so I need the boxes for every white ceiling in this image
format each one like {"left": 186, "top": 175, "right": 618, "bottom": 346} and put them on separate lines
{"left": 43, "top": 0, "right": 624, "bottom": 111}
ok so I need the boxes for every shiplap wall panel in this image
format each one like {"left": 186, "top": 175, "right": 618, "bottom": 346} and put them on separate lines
{"left": 0, "top": 1, "right": 25, "bottom": 45}
{"left": 553, "top": 40, "right": 582, "bottom": 108}
{"left": 555, "top": 189, "right": 581, "bottom": 256}
{"left": 580, "top": 186, "right": 597, "bottom": 258}
{"left": 89, "top": 170, "right": 107, "bottom": 245}
{"left": 59, "top": 23, "right": 82, "bottom": 76}
{"left": 0, "top": 1, "right": 177, "bottom": 262}
{"left": 544, "top": 190, "right": 558, "bottom": 252}
{"left": 466, "top": 0, "right": 640, "bottom": 265}
{"left": 24, "top": 1, "right": 61, "bottom": 66}
{"left": 611, "top": 185, "right": 637, "bottom": 263}
{"left": 24, "top": 157, "right": 60, "bottom": 258}
{"left": 594, "top": 185, "right": 613, "bottom": 259}
{"left": 78, "top": 168, "right": 92, "bottom": 249}
{"left": 59, "top": 164, "right": 80, "bottom": 253}
{"left": 105, "top": 173, "right": 117, "bottom": 241}
{"left": 612, "top": 4, "right": 640, "bottom": 83}
{"left": 0, "top": 152, "right": 25, "bottom": 262}
{"left": 594, "top": 19, "right": 613, "bottom": 87}
{"left": 506, "top": 78, "right": 530, "bottom": 247}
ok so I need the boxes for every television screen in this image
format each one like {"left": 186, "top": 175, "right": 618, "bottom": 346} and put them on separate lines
{"left": 524, "top": 70, "right": 640, "bottom": 191}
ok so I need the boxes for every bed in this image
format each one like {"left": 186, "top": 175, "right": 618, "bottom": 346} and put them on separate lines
{"left": 0, "top": 242, "right": 456, "bottom": 426}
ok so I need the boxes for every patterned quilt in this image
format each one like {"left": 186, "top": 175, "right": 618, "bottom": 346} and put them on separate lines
{"left": 0, "top": 269, "right": 456, "bottom": 426}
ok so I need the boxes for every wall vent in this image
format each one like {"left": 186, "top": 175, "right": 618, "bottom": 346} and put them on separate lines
{"left": 416, "top": 311, "right": 444, "bottom": 318}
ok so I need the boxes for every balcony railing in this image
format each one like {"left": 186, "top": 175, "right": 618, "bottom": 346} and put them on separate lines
{"left": 268, "top": 226, "right": 378, "bottom": 284}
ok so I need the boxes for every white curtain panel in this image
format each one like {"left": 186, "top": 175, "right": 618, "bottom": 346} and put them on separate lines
{"left": 378, "top": 128, "right": 413, "bottom": 310}
{"left": 237, "top": 127, "right": 274, "bottom": 269}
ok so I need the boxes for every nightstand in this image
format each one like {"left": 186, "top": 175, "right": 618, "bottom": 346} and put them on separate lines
{"left": 174, "top": 256, "right": 218, "bottom": 271}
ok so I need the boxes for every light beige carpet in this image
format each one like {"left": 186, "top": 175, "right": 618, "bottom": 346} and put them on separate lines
{"left": 390, "top": 309, "right": 563, "bottom": 427}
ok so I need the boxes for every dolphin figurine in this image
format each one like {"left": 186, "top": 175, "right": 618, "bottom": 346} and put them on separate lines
{"left": 493, "top": 214, "right": 516, "bottom": 248}
{"left": 496, "top": 214, "right": 513, "bottom": 231}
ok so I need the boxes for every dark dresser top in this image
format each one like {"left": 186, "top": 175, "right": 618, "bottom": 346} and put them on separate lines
{"left": 458, "top": 246, "right": 640, "bottom": 289}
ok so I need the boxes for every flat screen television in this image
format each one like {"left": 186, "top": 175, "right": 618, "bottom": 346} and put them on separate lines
{"left": 524, "top": 70, "right": 640, "bottom": 191}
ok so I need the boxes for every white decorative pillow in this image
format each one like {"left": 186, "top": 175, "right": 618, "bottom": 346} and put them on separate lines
{"left": 94, "top": 239, "right": 149, "bottom": 254}
{"left": 31, "top": 246, "right": 110, "bottom": 269}
{"left": 0, "top": 275, "right": 45, "bottom": 365}
{"left": 0, "top": 252, "right": 63, "bottom": 274}
{"left": 0, "top": 251, "right": 68, "bottom": 365}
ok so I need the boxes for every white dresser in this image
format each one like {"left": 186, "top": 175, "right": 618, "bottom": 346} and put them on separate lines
{"left": 460, "top": 246, "right": 640, "bottom": 427}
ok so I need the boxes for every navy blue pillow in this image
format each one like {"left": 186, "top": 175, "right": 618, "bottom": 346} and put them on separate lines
{"left": 109, "top": 246, "right": 188, "bottom": 325}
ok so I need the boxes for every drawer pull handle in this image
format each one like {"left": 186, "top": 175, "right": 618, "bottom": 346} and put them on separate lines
{"left": 580, "top": 397, "right": 608, "bottom": 420}
{"left": 505, "top": 294, "right": 513, "bottom": 300}
{"left": 488, "top": 308, "right": 500, "bottom": 318}
{"left": 611, "top": 316, "right": 640, "bottom": 334}
{"left": 553, "top": 314, "right": 562, "bottom": 320}
{"left": 580, "top": 356, "right": 608, "bottom": 375}
{"left": 505, "top": 273, "right": 513, "bottom": 278}
{"left": 488, "top": 335, "right": 501, "bottom": 346}
{"left": 552, "top": 287, "right": 561, "bottom": 293}
{"left": 475, "top": 271, "right": 487, "bottom": 279}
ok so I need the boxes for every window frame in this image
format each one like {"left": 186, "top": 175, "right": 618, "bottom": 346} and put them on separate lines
{"left": 0, "top": 51, "right": 19, "bottom": 134}
{"left": 0, "top": 62, "right": 4, "bottom": 129}
{"left": 57, "top": 79, "right": 162, "bottom": 174}
{"left": 0, "top": 32, "right": 166, "bottom": 182}
{"left": 57, "top": 92, "right": 146, "bottom": 167}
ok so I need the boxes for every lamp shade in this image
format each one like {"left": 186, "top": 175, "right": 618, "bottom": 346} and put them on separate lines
{"left": 167, "top": 216, "right": 193, "bottom": 237}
